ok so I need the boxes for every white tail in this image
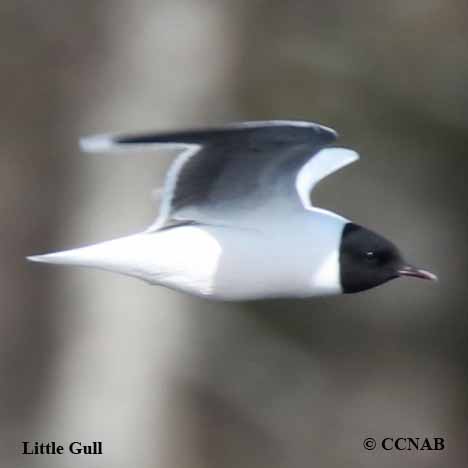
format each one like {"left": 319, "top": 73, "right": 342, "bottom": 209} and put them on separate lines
{"left": 27, "top": 243, "right": 112, "bottom": 268}
{"left": 26, "top": 234, "right": 158, "bottom": 281}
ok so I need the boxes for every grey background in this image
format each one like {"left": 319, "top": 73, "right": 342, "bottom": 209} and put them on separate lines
{"left": 2, "top": 1, "right": 467, "bottom": 467}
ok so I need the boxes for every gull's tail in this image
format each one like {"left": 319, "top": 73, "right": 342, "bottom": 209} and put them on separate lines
{"left": 27, "top": 247, "right": 101, "bottom": 267}
{"left": 26, "top": 234, "right": 156, "bottom": 281}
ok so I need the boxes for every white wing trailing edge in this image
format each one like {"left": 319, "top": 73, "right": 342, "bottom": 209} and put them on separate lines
{"left": 80, "top": 134, "right": 189, "bottom": 154}
{"left": 296, "top": 148, "right": 359, "bottom": 210}
{"left": 146, "top": 144, "right": 201, "bottom": 231}
{"left": 80, "top": 134, "right": 115, "bottom": 153}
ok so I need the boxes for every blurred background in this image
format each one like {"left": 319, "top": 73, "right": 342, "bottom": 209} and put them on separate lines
{"left": 2, "top": 0, "right": 468, "bottom": 466}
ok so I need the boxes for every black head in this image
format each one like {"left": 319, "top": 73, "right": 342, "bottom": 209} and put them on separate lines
{"left": 339, "top": 223, "right": 437, "bottom": 294}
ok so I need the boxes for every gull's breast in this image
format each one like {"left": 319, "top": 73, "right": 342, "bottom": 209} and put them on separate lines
{"left": 148, "top": 226, "right": 223, "bottom": 297}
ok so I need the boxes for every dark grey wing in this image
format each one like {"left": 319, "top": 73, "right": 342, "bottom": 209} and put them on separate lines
{"left": 80, "top": 121, "right": 343, "bottom": 229}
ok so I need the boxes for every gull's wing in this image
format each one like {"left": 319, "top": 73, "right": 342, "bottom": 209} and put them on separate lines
{"left": 80, "top": 120, "right": 358, "bottom": 230}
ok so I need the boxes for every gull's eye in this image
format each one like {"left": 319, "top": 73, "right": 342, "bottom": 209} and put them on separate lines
{"left": 364, "top": 250, "right": 376, "bottom": 261}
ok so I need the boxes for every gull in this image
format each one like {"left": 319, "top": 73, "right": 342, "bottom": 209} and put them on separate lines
{"left": 27, "top": 121, "right": 437, "bottom": 300}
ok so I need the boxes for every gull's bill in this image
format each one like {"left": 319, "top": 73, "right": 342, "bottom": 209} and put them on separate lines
{"left": 398, "top": 265, "right": 438, "bottom": 281}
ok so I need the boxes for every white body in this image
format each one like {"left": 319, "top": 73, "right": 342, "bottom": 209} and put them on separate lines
{"left": 31, "top": 210, "right": 346, "bottom": 300}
